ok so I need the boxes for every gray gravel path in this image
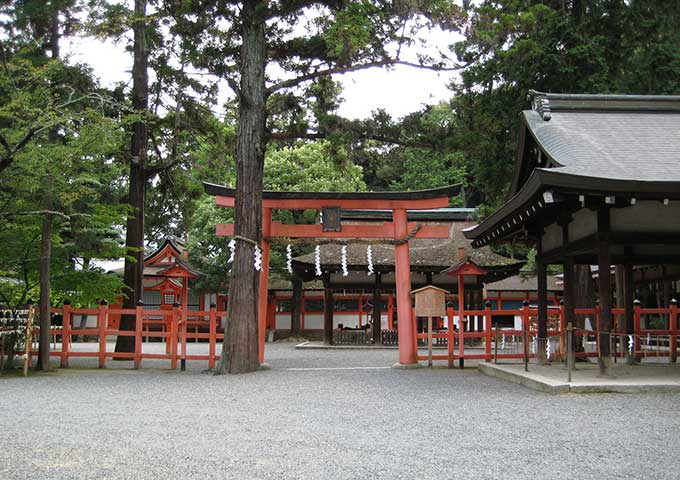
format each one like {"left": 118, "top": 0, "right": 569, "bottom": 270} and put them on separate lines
{"left": 1, "top": 343, "right": 679, "bottom": 480}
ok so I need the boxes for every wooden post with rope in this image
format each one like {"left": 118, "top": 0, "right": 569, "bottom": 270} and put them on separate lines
{"left": 23, "top": 304, "right": 35, "bottom": 377}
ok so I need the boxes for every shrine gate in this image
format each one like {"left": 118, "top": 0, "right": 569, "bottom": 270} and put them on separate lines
{"left": 205, "top": 183, "right": 461, "bottom": 366}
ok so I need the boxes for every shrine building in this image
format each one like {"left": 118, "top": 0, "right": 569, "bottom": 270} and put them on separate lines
{"left": 463, "top": 91, "right": 680, "bottom": 374}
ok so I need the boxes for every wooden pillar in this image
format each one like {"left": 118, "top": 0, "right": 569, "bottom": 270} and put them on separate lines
{"left": 393, "top": 208, "right": 416, "bottom": 365}
{"left": 257, "top": 207, "right": 272, "bottom": 364}
{"left": 373, "top": 273, "right": 382, "bottom": 344}
{"left": 358, "top": 294, "right": 363, "bottom": 327}
{"left": 323, "top": 275, "right": 334, "bottom": 345}
{"left": 537, "top": 258, "right": 548, "bottom": 364}
{"left": 458, "top": 273, "right": 465, "bottom": 368}
{"left": 290, "top": 274, "right": 302, "bottom": 336}
{"left": 387, "top": 294, "right": 394, "bottom": 330}
{"left": 563, "top": 257, "right": 576, "bottom": 339}
{"left": 597, "top": 209, "right": 612, "bottom": 375}
{"left": 623, "top": 262, "right": 635, "bottom": 364}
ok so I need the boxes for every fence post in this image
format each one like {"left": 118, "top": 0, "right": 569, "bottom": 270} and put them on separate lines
{"left": 445, "top": 305, "right": 454, "bottom": 368}
{"left": 61, "top": 300, "right": 71, "bottom": 368}
{"left": 98, "top": 300, "right": 108, "bottom": 368}
{"left": 494, "top": 324, "right": 499, "bottom": 364}
{"left": 170, "top": 303, "right": 179, "bottom": 369}
{"left": 23, "top": 302, "right": 35, "bottom": 377}
{"left": 209, "top": 303, "right": 217, "bottom": 370}
{"left": 567, "top": 322, "right": 573, "bottom": 383}
{"left": 634, "top": 299, "right": 641, "bottom": 362}
{"left": 522, "top": 300, "right": 529, "bottom": 371}
{"left": 670, "top": 298, "right": 677, "bottom": 364}
{"left": 484, "top": 300, "right": 492, "bottom": 362}
{"left": 134, "top": 300, "right": 144, "bottom": 369}
{"left": 181, "top": 305, "right": 188, "bottom": 372}
{"left": 458, "top": 317, "right": 465, "bottom": 369}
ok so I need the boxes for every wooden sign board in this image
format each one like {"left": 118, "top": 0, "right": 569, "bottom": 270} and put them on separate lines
{"left": 412, "top": 285, "right": 448, "bottom": 317}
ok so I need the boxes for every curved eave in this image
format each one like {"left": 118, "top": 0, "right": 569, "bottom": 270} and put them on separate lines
{"left": 203, "top": 182, "right": 461, "bottom": 200}
{"left": 465, "top": 169, "right": 680, "bottom": 247}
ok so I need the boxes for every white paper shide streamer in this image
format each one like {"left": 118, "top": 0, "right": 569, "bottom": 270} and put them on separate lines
{"left": 253, "top": 245, "right": 262, "bottom": 271}
{"left": 314, "top": 245, "right": 322, "bottom": 277}
{"left": 286, "top": 244, "right": 293, "bottom": 274}
{"left": 227, "top": 239, "right": 236, "bottom": 263}
{"left": 341, "top": 245, "right": 348, "bottom": 277}
{"left": 628, "top": 334, "right": 634, "bottom": 354}
{"left": 546, "top": 338, "right": 552, "bottom": 359}
{"left": 531, "top": 336, "right": 537, "bottom": 355}
{"left": 366, "top": 245, "right": 374, "bottom": 276}
{"left": 501, "top": 334, "right": 506, "bottom": 350}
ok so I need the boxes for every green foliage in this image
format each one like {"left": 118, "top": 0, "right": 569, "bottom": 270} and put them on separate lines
{"left": 265, "top": 141, "right": 365, "bottom": 193}
{"left": 451, "top": 0, "right": 680, "bottom": 211}
{"left": 188, "top": 140, "right": 367, "bottom": 290}
{"left": 0, "top": 43, "right": 127, "bottom": 310}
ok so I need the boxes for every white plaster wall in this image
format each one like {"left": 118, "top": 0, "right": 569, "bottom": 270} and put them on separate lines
{"left": 304, "top": 314, "right": 324, "bottom": 329}
{"left": 568, "top": 208, "right": 597, "bottom": 242}
{"left": 275, "top": 313, "right": 291, "bottom": 329}
{"left": 611, "top": 201, "right": 680, "bottom": 232}
{"left": 541, "top": 222, "right": 562, "bottom": 252}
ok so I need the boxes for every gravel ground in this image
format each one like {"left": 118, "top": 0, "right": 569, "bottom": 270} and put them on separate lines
{"left": 1, "top": 342, "right": 679, "bottom": 480}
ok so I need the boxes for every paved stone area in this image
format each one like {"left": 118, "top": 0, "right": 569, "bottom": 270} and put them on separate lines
{"left": 481, "top": 361, "right": 680, "bottom": 393}
{"left": 2, "top": 343, "right": 680, "bottom": 479}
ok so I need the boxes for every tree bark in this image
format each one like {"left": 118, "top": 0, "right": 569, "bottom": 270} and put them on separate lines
{"left": 290, "top": 274, "right": 302, "bottom": 337}
{"left": 116, "top": 0, "right": 148, "bottom": 354}
{"left": 37, "top": 205, "right": 52, "bottom": 371}
{"left": 216, "top": 0, "right": 267, "bottom": 374}
{"left": 574, "top": 264, "right": 596, "bottom": 329}
{"left": 37, "top": 3, "right": 61, "bottom": 370}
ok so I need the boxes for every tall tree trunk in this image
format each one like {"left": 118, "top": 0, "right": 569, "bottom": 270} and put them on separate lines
{"left": 37, "top": 3, "right": 61, "bottom": 370}
{"left": 216, "top": 0, "right": 267, "bottom": 374}
{"left": 116, "top": 0, "right": 148, "bottom": 354}
{"left": 37, "top": 204, "right": 52, "bottom": 371}
{"left": 290, "top": 274, "right": 302, "bottom": 337}
{"left": 574, "top": 264, "right": 595, "bottom": 328}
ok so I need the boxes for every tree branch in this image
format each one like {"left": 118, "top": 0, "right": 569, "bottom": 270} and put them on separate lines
{"left": 268, "top": 58, "right": 463, "bottom": 94}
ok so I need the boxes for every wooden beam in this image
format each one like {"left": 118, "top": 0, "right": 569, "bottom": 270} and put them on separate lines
{"left": 216, "top": 222, "right": 450, "bottom": 239}
{"left": 216, "top": 195, "right": 450, "bottom": 210}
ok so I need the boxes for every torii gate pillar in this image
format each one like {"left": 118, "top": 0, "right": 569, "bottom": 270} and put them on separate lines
{"left": 257, "top": 208, "right": 272, "bottom": 364}
{"left": 207, "top": 182, "right": 462, "bottom": 368}
{"left": 393, "top": 209, "right": 417, "bottom": 365}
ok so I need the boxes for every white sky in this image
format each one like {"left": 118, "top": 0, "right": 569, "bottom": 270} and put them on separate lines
{"left": 64, "top": 26, "right": 461, "bottom": 120}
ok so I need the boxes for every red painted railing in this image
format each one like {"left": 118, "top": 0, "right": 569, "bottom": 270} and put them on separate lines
{"left": 415, "top": 303, "right": 679, "bottom": 365}
{"left": 43, "top": 304, "right": 227, "bottom": 370}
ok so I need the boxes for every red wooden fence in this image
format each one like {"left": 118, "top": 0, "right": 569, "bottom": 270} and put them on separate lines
{"left": 47, "top": 303, "right": 226, "bottom": 369}
{"left": 415, "top": 302, "right": 679, "bottom": 365}
{"left": 6, "top": 301, "right": 678, "bottom": 369}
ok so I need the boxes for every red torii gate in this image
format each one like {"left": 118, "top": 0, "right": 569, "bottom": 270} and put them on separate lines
{"left": 205, "top": 183, "right": 461, "bottom": 366}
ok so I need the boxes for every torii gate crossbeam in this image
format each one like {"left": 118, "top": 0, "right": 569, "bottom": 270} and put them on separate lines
{"left": 205, "top": 183, "right": 461, "bottom": 367}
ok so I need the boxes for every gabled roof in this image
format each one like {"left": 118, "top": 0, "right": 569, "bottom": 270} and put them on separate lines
{"left": 144, "top": 237, "right": 187, "bottom": 265}
{"left": 466, "top": 92, "right": 680, "bottom": 247}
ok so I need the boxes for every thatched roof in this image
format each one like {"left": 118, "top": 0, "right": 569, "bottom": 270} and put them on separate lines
{"left": 292, "top": 227, "right": 521, "bottom": 273}
{"left": 485, "top": 274, "right": 562, "bottom": 293}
